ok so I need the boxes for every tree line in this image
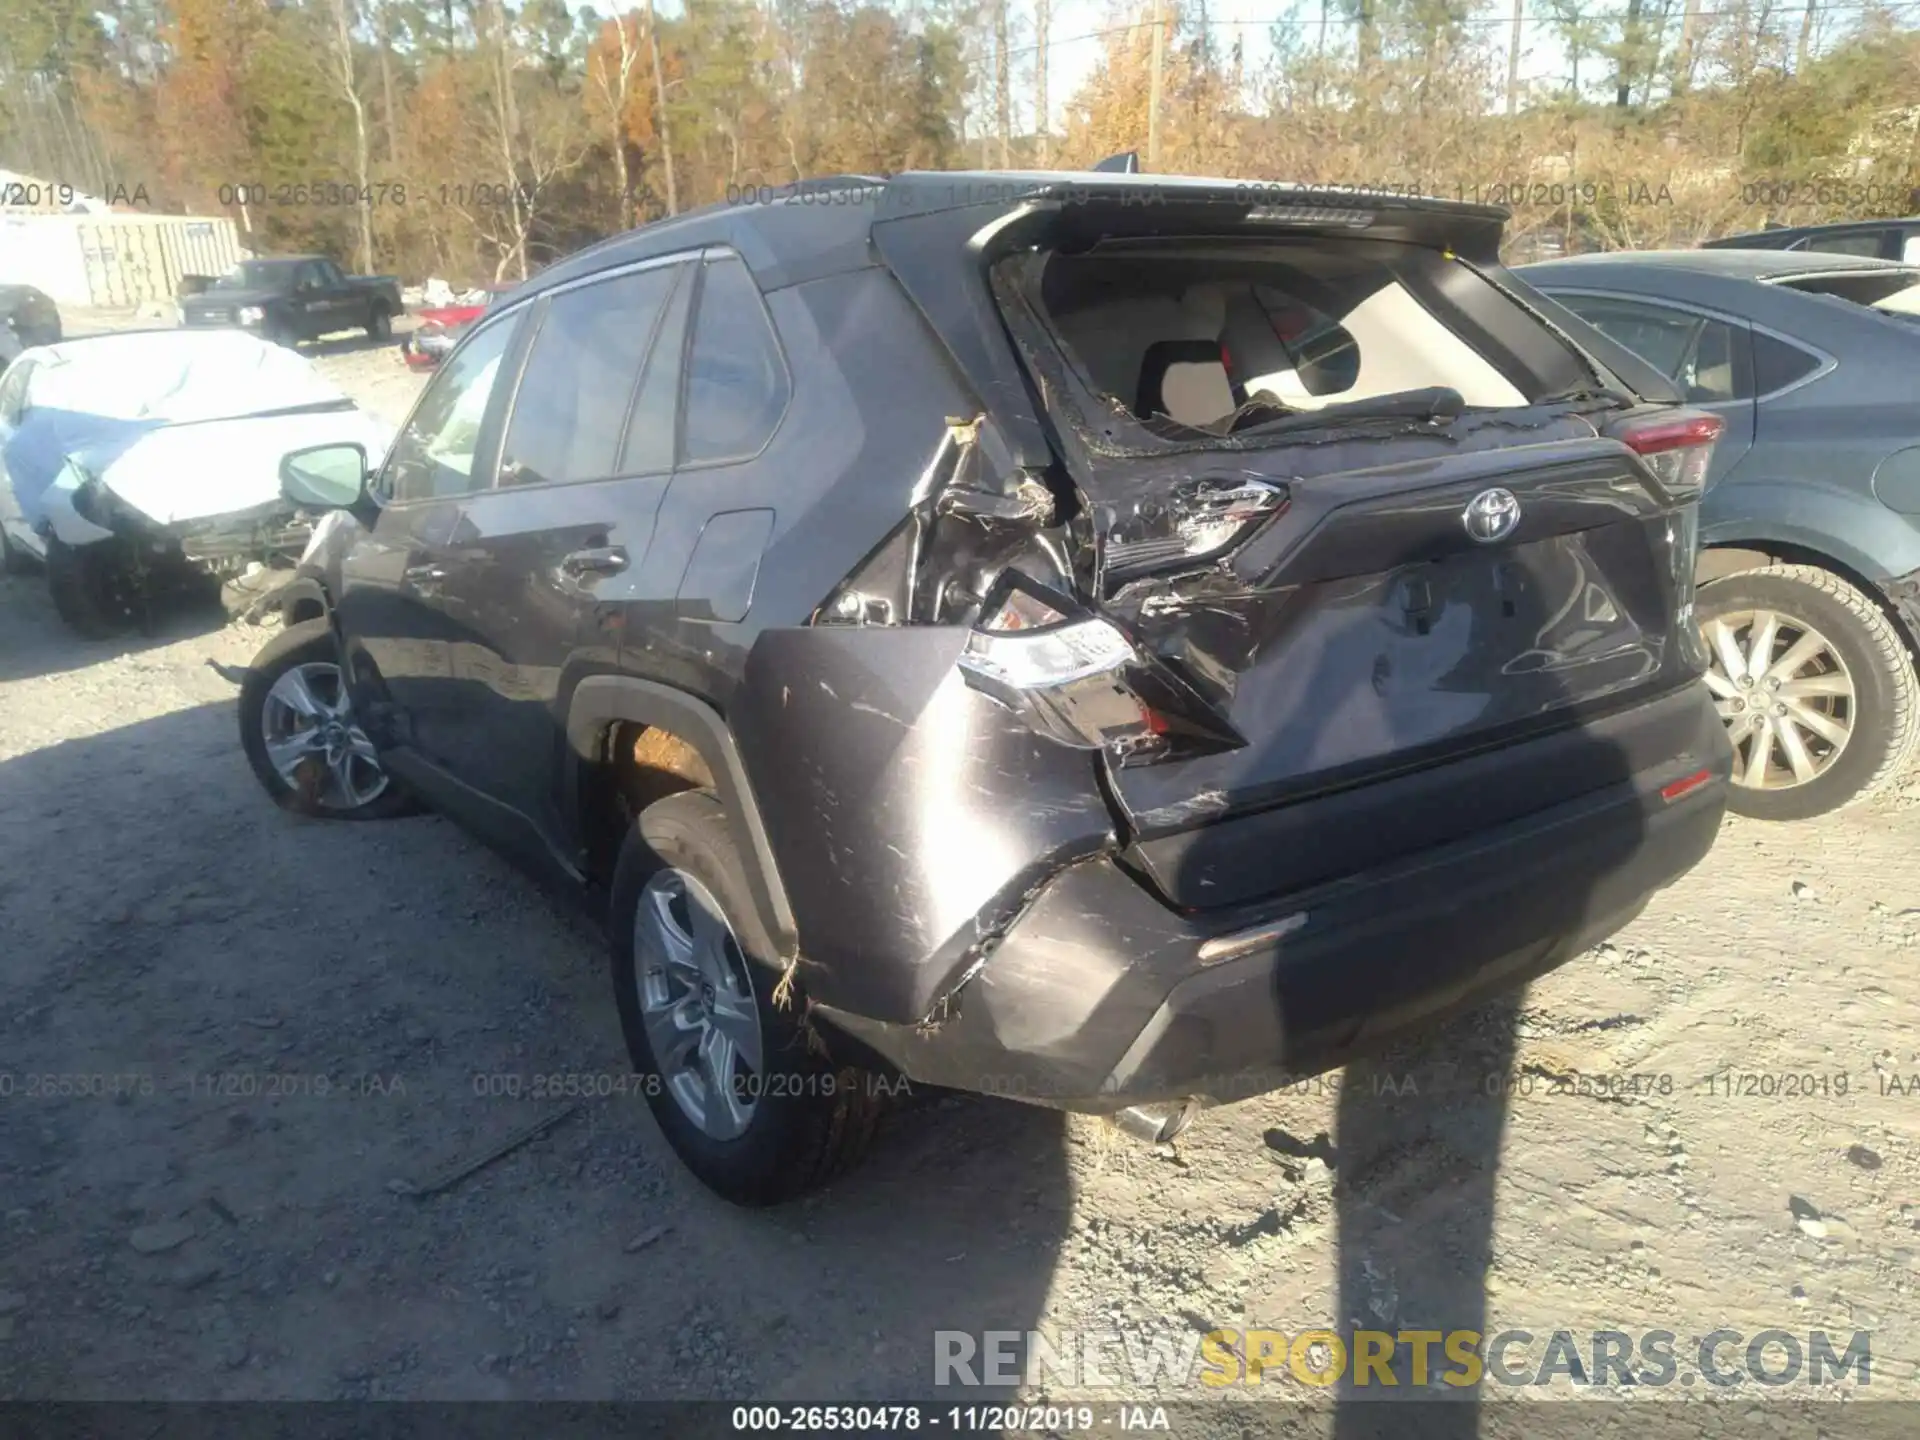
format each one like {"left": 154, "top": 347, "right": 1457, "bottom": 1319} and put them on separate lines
{"left": 1, "top": 0, "right": 1916, "bottom": 283}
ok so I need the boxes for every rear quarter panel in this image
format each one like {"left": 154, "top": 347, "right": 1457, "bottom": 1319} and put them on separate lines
{"left": 1706, "top": 332, "right": 1920, "bottom": 583}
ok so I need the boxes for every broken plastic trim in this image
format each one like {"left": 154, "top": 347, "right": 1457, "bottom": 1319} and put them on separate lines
{"left": 1102, "top": 474, "right": 1291, "bottom": 581}
{"left": 955, "top": 571, "right": 1243, "bottom": 766}
{"left": 812, "top": 414, "right": 1071, "bottom": 630}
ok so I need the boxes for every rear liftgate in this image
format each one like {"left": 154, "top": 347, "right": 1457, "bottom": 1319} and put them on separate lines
{"left": 739, "top": 195, "right": 1724, "bottom": 1089}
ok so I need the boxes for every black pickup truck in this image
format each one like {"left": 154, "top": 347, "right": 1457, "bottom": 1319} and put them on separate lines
{"left": 180, "top": 255, "right": 403, "bottom": 346}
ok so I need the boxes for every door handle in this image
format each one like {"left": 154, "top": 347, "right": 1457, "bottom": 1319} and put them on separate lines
{"left": 404, "top": 563, "right": 448, "bottom": 587}
{"left": 561, "top": 546, "right": 628, "bottom": 577}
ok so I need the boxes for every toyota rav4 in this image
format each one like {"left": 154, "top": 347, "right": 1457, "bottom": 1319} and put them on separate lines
{"left": 238, "top": 172, "right": 1732, "bottom": 1204}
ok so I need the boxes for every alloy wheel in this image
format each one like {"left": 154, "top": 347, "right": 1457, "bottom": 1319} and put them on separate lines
{"left": 634, "top": 867, "right": 764, "bottom": 1142}
{"left": 1701, "top": 608, "right": 1856, "bottom": 791}
{"left": 260, "top": 661, "right": 390, "bottom": 810}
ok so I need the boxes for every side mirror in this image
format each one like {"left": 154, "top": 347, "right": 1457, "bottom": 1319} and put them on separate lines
{"left": 280, "top": 442, "right": 369, "bottom": 510}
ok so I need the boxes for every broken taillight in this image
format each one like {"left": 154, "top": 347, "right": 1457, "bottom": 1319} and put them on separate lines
{"left": 957, "top": 574, "right": 1242, "bottom": 764}
{"left": 1102, "top": 475, "right": 1290, "bottom": 584}
{"left": 1613, "top": 411, "right": 1723, "bottom": 499}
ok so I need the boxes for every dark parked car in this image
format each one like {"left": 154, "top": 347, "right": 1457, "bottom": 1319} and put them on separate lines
{"left": 1519, "top": 249, "right": 1920, "bottom": 820}
{"left": 0, "top": 284, "right": 62, "bottom": 357}
{"left": 1703, "top": 215, "right": 1920, "bottom": 264}
{"left": 237, "top": 173, "right": 1730, "bottom": 1203}
{"left": 180, "top": 255, "right": 403, "bottom": 346}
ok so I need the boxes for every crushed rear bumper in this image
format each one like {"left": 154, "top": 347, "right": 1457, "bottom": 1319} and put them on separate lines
{"left": 815, "top": 684, "right": 1731, "bottom": 1112}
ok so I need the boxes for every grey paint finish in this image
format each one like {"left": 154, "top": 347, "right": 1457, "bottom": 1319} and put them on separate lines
{"left": 674, "top": 508, "right": 774, "bottom": 623}
{"left": 1521, "top": 254, "right": 1920, "bottom": 630}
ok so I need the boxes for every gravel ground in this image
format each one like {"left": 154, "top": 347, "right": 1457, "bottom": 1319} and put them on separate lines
{"left": 3, "top": 323, "right": 1919, "bottom": 1414}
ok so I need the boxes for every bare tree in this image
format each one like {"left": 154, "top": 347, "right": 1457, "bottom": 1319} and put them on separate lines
{"left": 1508, "top": 0, "right": 1525, "bottom": 113}
{"left": 993, "top": 0, "right": 1010, "bottom": 164}
{"left": 643, "top": 0, "right": 678, "bottom": 214}
{"left": 589, "top": 14, "right": 643, "bottom": 227}
{"left": 324, "top": 0, "right": 376, "bottom": 273}
{"left": 1035, "top": 0, "right": 1049, "bottom": 164}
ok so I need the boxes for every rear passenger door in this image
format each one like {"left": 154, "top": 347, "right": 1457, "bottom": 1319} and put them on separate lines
{"left": 419, "top": 254, "right": 695, "bottom": 868}
{"left": 622, "top": 251, "right": 792, "bottom": 692}
{"left": 1546, "top": 291, "right": 1757, "bottom": 487}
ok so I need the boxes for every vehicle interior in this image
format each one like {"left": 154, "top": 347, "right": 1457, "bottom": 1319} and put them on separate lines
{"left": 1031, "top": 241, "right": 1530, "bottom": 433}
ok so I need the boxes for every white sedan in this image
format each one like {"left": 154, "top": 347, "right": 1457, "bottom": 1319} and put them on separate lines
{"left": 0, "top": 327, "right": 392, "bottom": 635}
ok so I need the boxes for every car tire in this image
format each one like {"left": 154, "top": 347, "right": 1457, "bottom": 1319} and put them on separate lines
{"left": 238, "top": 618, "right": 418, "bottom": 820}
{"left": 1697, "top": 564, "right": 1919, "bottom": 821}
{"left": 366, "top": 307, "right": 392, "bottom": 341}
{"left": 610, "top": 788, "right": 886, "bottom": 1205}
{"left": 46, "top": 537, "right": 135, "bottom": 637}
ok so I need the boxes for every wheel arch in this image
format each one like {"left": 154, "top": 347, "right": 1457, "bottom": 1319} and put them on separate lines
{"left": 565, "top": 676, "right": 798, "bottom": 958}
{"left": 1699, "top": 536, "right": 1920, "bottom": 659}
{"left": 274, "top": 575, "right": 330, "bottom": 627}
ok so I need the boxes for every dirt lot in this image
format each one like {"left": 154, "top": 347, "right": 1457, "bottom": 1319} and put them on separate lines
{"left": 3, "top": 327, "right": 1920, "bottom": 1416}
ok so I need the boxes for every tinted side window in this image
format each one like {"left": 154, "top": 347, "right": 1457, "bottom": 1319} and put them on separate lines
{"left": 619, "top": 264, "right": 695, "bottom": 476}
{"left": 499, "top": 265, "right": 678, "bottom": 488}
{"left": 383, "top": 319, "right": 515, "bottom": 502}
{"left": 1805, "top": 230, "right": 1888, "bottom": 258}
{"left": 1751, "top": 332, "right": 1823, "bottom": 394}
{"left": 680, "top": 256, "right": 790, "bottom": 466}
{"left": 1555, "top": 296, "right": 1742, "bottom": 403}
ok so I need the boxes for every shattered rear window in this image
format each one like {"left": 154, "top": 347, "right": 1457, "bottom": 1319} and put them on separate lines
{"left": 997, "top": 238, "right": 1587, "bottom": 449}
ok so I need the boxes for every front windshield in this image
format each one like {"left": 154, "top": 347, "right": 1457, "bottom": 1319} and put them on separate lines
{"left": 214, "top": 261, "right": 293, "bottom": 290}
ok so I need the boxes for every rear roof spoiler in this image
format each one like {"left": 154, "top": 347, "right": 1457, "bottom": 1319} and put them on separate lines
{"left": 875, "top": 171, "right": 1510, "bottom": 264}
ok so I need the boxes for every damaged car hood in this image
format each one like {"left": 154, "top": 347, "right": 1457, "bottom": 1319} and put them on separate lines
{"left": 3, "top": 329, "right": 393, "bottom": 541}
{"left": 77, "top": 408, "right": 394, "bottom": 528}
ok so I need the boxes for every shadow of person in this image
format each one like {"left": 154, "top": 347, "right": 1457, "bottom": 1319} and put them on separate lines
{"left": 1152, "top": 470, "right": 1723, "bottom": 1434}
{"left": 1330, "top": 989, "right": 1523, "bottom": 1439}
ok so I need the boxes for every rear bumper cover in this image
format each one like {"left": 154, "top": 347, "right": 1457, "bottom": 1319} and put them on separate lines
{"left": 816, "top": 684, "right": 1730, "bottom": 1111}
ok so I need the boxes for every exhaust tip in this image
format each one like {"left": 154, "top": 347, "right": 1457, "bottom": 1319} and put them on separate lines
{"left": 1112, "top": 1098, "right": 1204, "bottom": 1145}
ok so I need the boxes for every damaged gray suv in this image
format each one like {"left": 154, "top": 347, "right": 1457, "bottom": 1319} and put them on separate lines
{"left": 241, "top": 172, "right": 1733, "bottom": 1204}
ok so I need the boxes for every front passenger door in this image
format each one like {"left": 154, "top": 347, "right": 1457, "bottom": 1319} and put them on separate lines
{"left": 291, "top": 262, "right": 332, "bottom": 339}
{"left": 334, "top": 314, "right": 521, "bottom": 786}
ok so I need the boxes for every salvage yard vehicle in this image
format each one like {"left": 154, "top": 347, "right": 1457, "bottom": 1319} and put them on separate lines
{"left": 0, "top": 284, "right": 62, "bottom": 356}
{"left": 0, "top": 328, "right": 393, "bottom": 634}
{"left": 240, "top": 171, "right": 1732, "bottom": 1205}
{"left": 1703, "top": 214, "right": 1920, "bottom": 264}
{"left": 1521, "top": 249, "right": 1920, "bottom": 819}
{"left": 180, "top": 255, "right": 404, "bottom": 346}
{"left": 399, "top": 284, "right": 515, "bottom": 371}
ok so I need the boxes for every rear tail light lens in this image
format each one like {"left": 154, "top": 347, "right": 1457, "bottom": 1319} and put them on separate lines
{"left": 957, "top": 574, "right": 1242, "bottom": 764}
{"left": 960, "top": 611, "right": 1136, "bottom": 692}
{"left": 1614, "top": 411, "right": 1723, "bottom": 498}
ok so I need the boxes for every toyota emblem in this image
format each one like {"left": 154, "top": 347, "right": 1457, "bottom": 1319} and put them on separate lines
{"left": 1462, "top": 487, "right": 1522, "bottom": 544}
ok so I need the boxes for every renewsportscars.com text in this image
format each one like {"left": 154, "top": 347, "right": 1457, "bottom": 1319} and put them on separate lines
{"left": 933, "top": 1327, "right": 1871, "bottom": 1390}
